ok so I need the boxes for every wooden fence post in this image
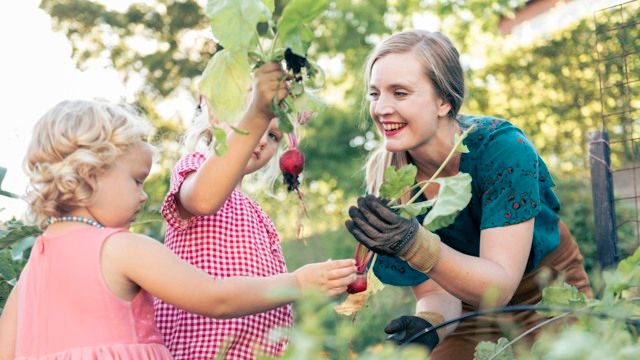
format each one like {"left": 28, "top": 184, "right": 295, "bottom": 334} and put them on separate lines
{"left": 588, "top": 131, "right": 620, "bottom": 268}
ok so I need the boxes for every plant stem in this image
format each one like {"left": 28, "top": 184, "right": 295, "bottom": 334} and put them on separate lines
{"left": 255, "top": 30, "right": 266, "bottom": 56}
{"left": 405, "top": 125, "right": 475, "bottom": 205}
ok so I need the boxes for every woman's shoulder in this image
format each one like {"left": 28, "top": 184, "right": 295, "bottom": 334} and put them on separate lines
{"left": 459, "top": 115, "right": 531, "bottom": 152}
{"left": 458, "top": 115, "right": 520, "bottom": 135}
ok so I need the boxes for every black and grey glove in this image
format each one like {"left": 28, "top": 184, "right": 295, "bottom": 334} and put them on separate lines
{"left": 385, "top": 314, "right": 441, "bottom": 351}
{"left": 345, "top": 195, "right": 442, "bottom": 273}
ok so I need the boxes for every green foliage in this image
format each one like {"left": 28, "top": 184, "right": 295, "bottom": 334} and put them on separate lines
{"left": 422, "top": 173, "right": 472, "bottom": 231}
{"left": 0, "top": 219, "right": 40, "bottom": 311}
{"left": 473, "top": 248, "right": 640, "bottom": 360}
{"left": 379, "top": 165, "right": 417, "bottom": 200}
{"left": 282, "top": 229, "right": 415, "bottom": 352}
{"left": 379, "top": 126, "right": 474, "bottom": 230}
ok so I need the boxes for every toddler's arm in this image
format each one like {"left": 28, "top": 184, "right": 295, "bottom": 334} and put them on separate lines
{"left": 178, "top": 62, "right": 288, "bottom": 217}
{"left": 106, "top": 232, "right": 356, "bottom": 318}
{"left": 0, "top": 286, "right": 18, "bottom": 360}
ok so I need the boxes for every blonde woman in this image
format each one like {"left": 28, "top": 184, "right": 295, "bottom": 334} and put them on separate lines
{"left": 345, "top": 30, "right": 592, "bottom": 358}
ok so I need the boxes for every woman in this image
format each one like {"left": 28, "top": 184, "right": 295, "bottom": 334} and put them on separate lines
{"left": 345, "top": 30, "right": 592, "bottom": 359}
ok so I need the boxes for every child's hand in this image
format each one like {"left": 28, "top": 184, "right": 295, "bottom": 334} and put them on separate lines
{"left": 293, "top": 259, "right": 358, "bottom": 296}
{"left": 248, "top": 62, "right": 288, "bottom": 120}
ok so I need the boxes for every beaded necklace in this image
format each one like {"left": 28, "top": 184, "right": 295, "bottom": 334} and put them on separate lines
{"left": 48, "top": 215, "right": 104, "bottom": 229}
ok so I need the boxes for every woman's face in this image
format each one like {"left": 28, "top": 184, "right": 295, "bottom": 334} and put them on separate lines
{"left": 368, "top": 51, "right": 451, "bottom": 153}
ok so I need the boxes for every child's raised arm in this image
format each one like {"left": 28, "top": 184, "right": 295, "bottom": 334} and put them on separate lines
{"left": 105, "top": 232, "right": 356, "bottom": 318}
{"left": 0, "top": 286, "right": 18, "bottom": 360}
{"left": 178, "top": 62, "right": 288, "bottom": 217}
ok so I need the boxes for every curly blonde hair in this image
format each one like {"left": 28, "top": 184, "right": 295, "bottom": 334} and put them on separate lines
{"left": 24, "top": 99, "right": 154, "bottom": 228}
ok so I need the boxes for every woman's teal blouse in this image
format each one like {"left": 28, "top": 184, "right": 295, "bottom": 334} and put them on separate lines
{"left": 372, "top": 115, "right": 561, "bottom": 287}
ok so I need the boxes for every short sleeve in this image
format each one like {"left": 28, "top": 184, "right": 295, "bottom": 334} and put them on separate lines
{"left": 161, "top": 152, "right": 206, "bottom": 230}
{"left": 478, "top": 127, "right": 542, "bottom": 229}
{"left": 372, "top": 254, "right": 430, "bottom": 286}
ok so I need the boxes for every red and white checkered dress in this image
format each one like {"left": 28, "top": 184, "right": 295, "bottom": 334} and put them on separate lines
{"left": 154, "top": 152, "right": 293, "bottom": 360}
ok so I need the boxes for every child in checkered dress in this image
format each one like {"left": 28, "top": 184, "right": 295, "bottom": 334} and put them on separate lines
{"left": 153, "top": 62, "right": 356, "bottom": 359}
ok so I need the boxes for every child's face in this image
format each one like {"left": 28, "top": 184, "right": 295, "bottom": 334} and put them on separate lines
{"left": 244, "top": 118, "right": 282, "bottom": 175}
{"left": 88, "top": 143, "right": 152, "bottom": 228}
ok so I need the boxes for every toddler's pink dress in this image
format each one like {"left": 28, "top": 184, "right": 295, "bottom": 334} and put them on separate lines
{"left": 14, "top": 226, "right": 173, "bottom": 359}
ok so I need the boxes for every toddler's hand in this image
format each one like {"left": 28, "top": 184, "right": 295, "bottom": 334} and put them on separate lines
{"left": 248, "top": 62, "right": 288, "bottom": 120}
{"left": 293, "top": 259, "right": 358, "bottom": 296}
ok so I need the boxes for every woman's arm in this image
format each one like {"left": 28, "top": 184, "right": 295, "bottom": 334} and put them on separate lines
{"left": 0, "top": 286, "right": 18, "bottom": 360}
{"left": 412, "top": 279, "right": 462, "bottom": 340}
{"left": 104, "top": 232, "right": 356, "bottom": 318}
{"left": 428, "top": 219, "right": 534, "bottom": 307}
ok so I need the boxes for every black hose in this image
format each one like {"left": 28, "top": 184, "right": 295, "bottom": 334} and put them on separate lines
{"left": 394, "top": 304, "right": 640, "bottom": 346}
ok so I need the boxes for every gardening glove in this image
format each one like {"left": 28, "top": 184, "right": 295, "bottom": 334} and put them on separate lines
{"left": 385, "top": 311, "right": 444, "bottom": 351}
{"left": 345, "top": 195, "right": 442, "bottom": 273}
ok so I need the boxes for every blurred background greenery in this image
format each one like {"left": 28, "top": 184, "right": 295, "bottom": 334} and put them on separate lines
{"left": 2, "top": 0, "right": 640, "bottom": 355}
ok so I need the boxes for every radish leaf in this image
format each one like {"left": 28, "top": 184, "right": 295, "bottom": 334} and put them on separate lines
{"left": 206, "top": 0, "right": 270, "bottom": 52}
{"left": 277, "top": 0, "right": 329, "bottom": 56}
{"left": 199, "top": 49, "right": 252, "bottom": 123}
{"left": 379, "top": 164, "right": 417, "bottom": 200}
{"left": 422, "top": 172, "right": 472, "bottom": 231}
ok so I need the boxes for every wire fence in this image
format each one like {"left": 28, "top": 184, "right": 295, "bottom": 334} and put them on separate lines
{"left": 591, "top": 0, "right": 640, "bottom": 267}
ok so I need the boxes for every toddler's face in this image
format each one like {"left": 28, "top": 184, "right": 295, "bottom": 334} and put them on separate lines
{"left": 244, "top": 117, "right": 282, "bottom": 175}
{"left": 89, "top": 143, "right": 152, "bottom": 228}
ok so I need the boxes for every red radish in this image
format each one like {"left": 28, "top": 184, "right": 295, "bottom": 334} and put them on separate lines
{"left": 347, "top": 273, "right": 368, "bottom": 294}
{"left": 280, "top": 134, "right": 305, "bottom": 192}
{"left": 347, "top": 243, "right": 373, "bottom": 294}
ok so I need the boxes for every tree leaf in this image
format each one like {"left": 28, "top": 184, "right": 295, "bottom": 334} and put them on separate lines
{"left": 379, "top": 164, "right": 417, "bottom": 200}
{"left": 422, "top": 172, "right": 472, "bottom": 231}
{"left": 277, "top": 0, "right": 329, "bottom": 56}
{"left": 205, "top": 0, "right": 270, "bottom": 51}
{"left": 0, "top": 221, "right": 41, "bottom": 250}
{"left": 198, "top": 49, "right": 252, "bottom": 123}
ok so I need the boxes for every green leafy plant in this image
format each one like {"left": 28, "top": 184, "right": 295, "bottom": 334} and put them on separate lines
{"left": 380, "top": 126, "right": 474, "bottom": 228}
{"left": 472, "top": 247, "right": 640, "bottom": 359}
{"left": 200, "top": 0, "right": 326, "bottom": 152}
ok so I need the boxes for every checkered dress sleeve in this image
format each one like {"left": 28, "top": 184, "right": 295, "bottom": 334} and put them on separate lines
{"left": 161, "top": 152, "right": 206, "bottom": 231}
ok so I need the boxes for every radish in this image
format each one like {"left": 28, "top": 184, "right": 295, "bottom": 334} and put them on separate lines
{"left": 347, "top": 273, "right": 368, "bottom": 294}
{"left": 280, "top": 133, "right": 305, "bottom": 192}
{"left": 347, "top": 243, "right": 373, "bottom": 294}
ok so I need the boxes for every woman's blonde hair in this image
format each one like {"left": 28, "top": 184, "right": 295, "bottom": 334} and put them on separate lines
{"left": 24, "top": 99, "right": 153, "bottom": 228}
{"left": 363, "top": 30, "right": 465, "bottom": 199}
{"left": 182, "top": 97, "right": 285, "bottom": 194}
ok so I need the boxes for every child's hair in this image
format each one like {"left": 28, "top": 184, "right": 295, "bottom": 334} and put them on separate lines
{"left": 24, "top": 99, "right": 154, "bottom": 228}
{"left": 363, "top": 30, "right": 465, "bottom": 199}
{"left": 182, "top": 97, "right": 284, "bottom": 194}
